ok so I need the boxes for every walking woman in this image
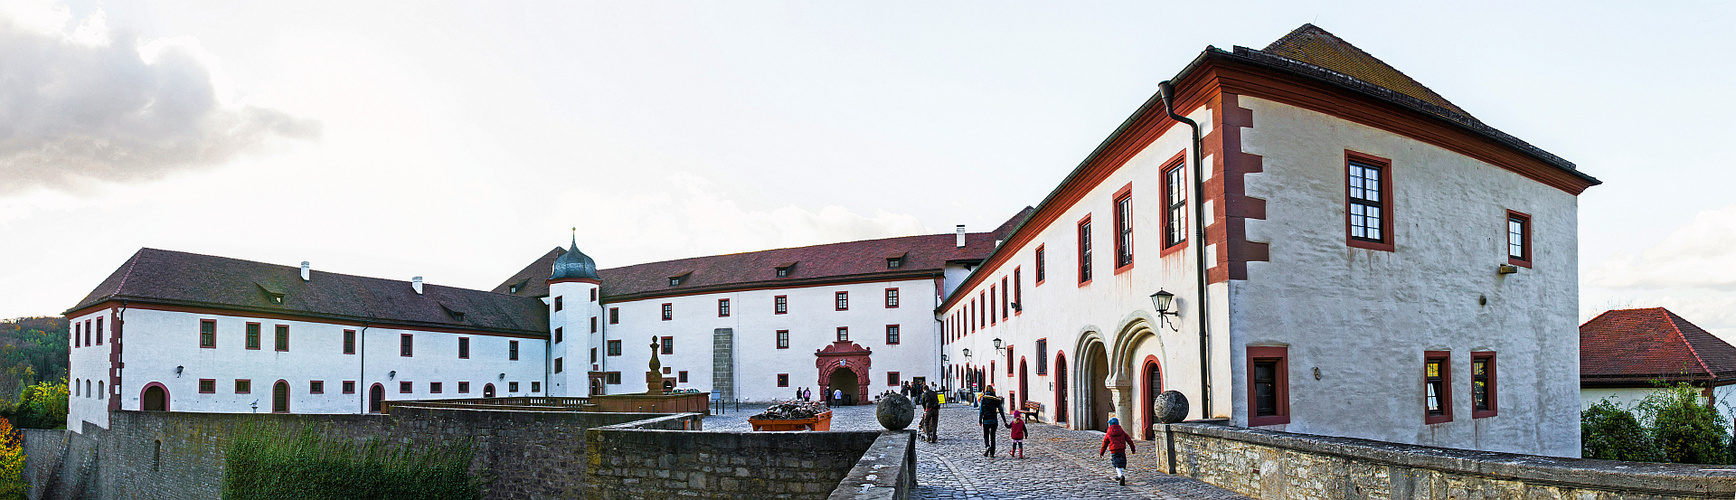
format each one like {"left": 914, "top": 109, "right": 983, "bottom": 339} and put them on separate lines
{"left": 977, "top": 386, "right": 1008, "bottom": 457}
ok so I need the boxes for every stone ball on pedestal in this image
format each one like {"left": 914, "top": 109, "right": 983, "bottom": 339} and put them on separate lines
{"left": 876, "top": 394, "right": 915, "bottom": 430}
{"left": 1153, "top": 390, "right": 1189, "bottom": 424}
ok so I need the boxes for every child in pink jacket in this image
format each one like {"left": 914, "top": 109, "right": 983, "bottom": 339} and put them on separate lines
{"left": 1007, "top": 413, "right": 1027, "bottom": 458}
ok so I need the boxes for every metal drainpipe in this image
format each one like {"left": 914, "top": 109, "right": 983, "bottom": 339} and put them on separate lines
{"left": 116, "top": 300, "right": 126, "bottom": 405}
{"left": 358, "top": 324, "right": 368, "bottom": 413}
{"left": 1159, "top": 80, "right": 1210, "bottom": 419}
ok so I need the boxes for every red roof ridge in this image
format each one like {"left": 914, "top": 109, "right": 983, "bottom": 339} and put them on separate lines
{"left": 1660, "top": 308, "right": 1718, "bottom": 378}
{"left": 108, "top": 249, "right": 147, "bottom": 304}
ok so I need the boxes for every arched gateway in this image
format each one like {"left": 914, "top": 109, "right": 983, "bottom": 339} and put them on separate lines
{"left": 815, "top": 341, "right": 871, "bottom": 406}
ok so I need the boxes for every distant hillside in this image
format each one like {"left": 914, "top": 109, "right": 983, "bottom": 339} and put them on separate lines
{"left": 0, "top": 317, "right": 69, "bottom": 400}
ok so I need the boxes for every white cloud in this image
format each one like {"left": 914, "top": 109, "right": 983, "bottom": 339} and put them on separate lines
{"left": 1586, "top": 204, "right": 1736, "bottom": 291}
{"left": 0, "top": 7, "right": 318, "bottom": 194}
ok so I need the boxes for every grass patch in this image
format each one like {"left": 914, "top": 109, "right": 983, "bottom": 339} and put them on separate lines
{"left": 222, "top": 423, "right": 479, "bottom": 499}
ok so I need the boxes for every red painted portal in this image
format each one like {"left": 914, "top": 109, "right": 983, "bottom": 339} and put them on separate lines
{"left": 816, "top": 341, "right": 872, "bottom": 405}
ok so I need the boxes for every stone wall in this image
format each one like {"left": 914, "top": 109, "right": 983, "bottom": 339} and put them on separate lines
{"left": 1155, "top": 421, "right": 1736, "bottom": 500}
{"left": 826, "top": 430, "right": 916, "bottom": 500}
{"left": 584, "top": 419, "right": 881, "bottom": 500}
{"left": 25, "top": 408, "right": 698, "bottom": 500}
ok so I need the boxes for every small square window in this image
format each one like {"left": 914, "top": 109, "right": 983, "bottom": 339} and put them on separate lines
{"left": 342, "top": 381, "right": 356, "bottom": 394}
{"left": 887, "top": 257, "right": 903, "bottom": 269}
{"left": 661, "top": 336, "right": 674, "bottom": 355}
{"left": 678, "top": 371, "right": 688, "bottom": 383}
{"left": 235, "top": 379, "right": 252, "bottom": 394}
{"left": 836, "top": 327, "right": 849, "bottom": 342}
{"left": 310, "top": 381, "right": 324, "bottom": 394}
{"left": 458, "top": 381, "right": 470, "bottom": 393}
{"left": 400, "top": 381, "right": 413, "bottom": 394}
{"left": 531, "top": 381, "right": 540, "bottom": 393}
{"left": 608, "top": 340, "right": 622, "bottom": 356}
{"left": 509, "top": 382, "right": 520, "bottom": 393}
{"left": 430, "top": 382, "right": 443, "bottom": 394}
{"left": 199, "top": 379, "right": 216, "bottom": 394}
{"left": 605, "top": 372, "right": 621, "bottom": 385}
{"left": 777, "top": 374, "right": 789, "bottom": 387}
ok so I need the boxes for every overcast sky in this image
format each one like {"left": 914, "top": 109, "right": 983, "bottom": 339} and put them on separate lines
{"left": 3, "top": 1, "right": 1734, "bottom": 337}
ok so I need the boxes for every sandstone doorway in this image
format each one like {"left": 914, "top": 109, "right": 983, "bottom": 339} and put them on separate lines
{"left": 1085, "top": 342, "right": 1112, "bottom": 431}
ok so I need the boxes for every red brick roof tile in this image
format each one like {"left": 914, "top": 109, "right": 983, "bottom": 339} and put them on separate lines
{"left": 1580, "top": 307, "right": 1736, "bottom": 385}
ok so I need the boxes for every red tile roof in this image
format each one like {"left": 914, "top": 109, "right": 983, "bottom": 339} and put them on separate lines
{"left": 1261, "top": 24, "right": 1471, "bottom": 117}
{"left": 1580, "top": 307, "right": 1736, "bottom": 385}
{"left": 68, "top": 248, "right": 549, "bottom": 337}
{"left": 493, "top": 208, "right": 1033, "bottom": 303}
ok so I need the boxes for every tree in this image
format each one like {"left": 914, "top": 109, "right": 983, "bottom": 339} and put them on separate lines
{"left": 0, "top": 418, "right": 25, "bottom": 500}
{"left": 1582, "top": 399, "right": 1658, "bottom": 461}
{"left": 13, "top": 379, "right": 67, "bottom": 429}
{"left": 1638, "top": 384, "right": 1732, "bottom": 465}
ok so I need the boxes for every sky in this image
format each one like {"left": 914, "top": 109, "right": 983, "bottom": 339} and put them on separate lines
{"left": 2, "top": 1, "right": 1734, "bottom": 338}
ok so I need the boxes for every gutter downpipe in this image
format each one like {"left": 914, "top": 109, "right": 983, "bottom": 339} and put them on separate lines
{"left": 1159, "top": 80, "right": 1210, "bottom": 419}
{"left": 358, "top": 324, "right": 368, "bottom": 413}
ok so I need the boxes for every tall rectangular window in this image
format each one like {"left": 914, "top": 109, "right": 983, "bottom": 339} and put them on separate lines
{"left": 274, "top": 325, "right": 289, "bottom": 352}
{"left": 458, "top": 337, "right": 470, "bottom": 359}
{"left": 590, "top": 317, "right": 598, "bottom": 333}
{"left": 73, "top": 322, "right": 79, "bottom": 348}
{"left": 342, "top": 329, "right": 355, "bottom": 354}
{"left": 95, "top": 318, "right": 102, "bottom": 345}
{"left": 1425, "top": 351, "right": 1452, "bottom": 424}
{"left": 1030, "top": 338, "right": 1047, "bottom": 375}
{"left": 661, "top": 336, "right": 674, "bottom": 355}
{"left": 554, "top": 296, "right": 563, "bottom": 312}
{"left": 1247, "top": 346, "right": 1289, "bottom": 426}
{"left": 1078, "top": 216, "right": 1093, "bottom": 284}
{"left": 246, "top": 323, "right": 261, "bottom": 350}
{"left": 718, "top": 298, "right": 731, "bottom": 317}
{"left": 509, "top": 340, "right": 519, "bottom": 360}
{"left": 609, "top": 307, "right": 619, "bottom": 324}
{"left": 555, "top": 357, "right": 564, "bottom": 373}
{"left": 199, "top": 319, "right": 216, "bottom": 348}
{"left": 885, "top": 288, "right": 899, "bottom": 308}
{"left": 590, "top": 288, "right": 597, "bottom": 301}
{"left": 1507, "top": 211, "right": 1531, "bottom": 267}
{"left": 1001, "top": 277, "right": 1009, "bottom": 319}
{"left": 1114, "top": 185, "right": 1133, "bottom": 270}
{"left": 775, "top": 296, "right": 788, "bottom": 314}
{"left": 1035, "top": 245, "right": 1047, "bottom": 284}
{"left": 776, "top": 330, "right": 789, "bottom": 349}
{"left": 400, "top": 334, "right": 413, "bottom": 357}
{"left": 836, "top": 327, "right": 849, "bottom": 342}
{"left": 835, "top": 291, "right": 849, "bottom": 311}
{"left": 590, "top": 347, "right": 597, "bottom": 363}
{"left": 989, "top": 287, "right": 996, "bottom": 325}
{"left": 661, "top": 303, "right": 673, "bottom": 321}
{"left": 1013, "top": 268, "right": 1023, "bottom": 313}
{"left": 1472, "top": 351, "right": 1497, "bottom": 418}
{"left": 1164, "top": 161, "right": 1188, "bottom": 248}
{"left": 885, "top": 325, "right": 900, "bottom": 345}
{"left": 678, "top": 371, "right": 688, "bottom": 383}
{"left": 1346, "top": 153, "right": 1394, "bottom": 250}
{"left": 607, "top": 340, "right": 621, "bottom": 356}
{"left": 554, "top": 327, "right": 564, "bottom": 344}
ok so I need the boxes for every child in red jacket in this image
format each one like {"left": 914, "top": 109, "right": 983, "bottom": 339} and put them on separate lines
{"left": 1098, "top": 416, "right": 1136, "bottom": 485}
{"left": 1007, "top": 413, "right": 1027, "bottom": 458}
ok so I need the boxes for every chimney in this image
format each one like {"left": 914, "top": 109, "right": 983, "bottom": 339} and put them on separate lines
{"left": 300, "top": 261, "right": 311, "bottom": 282}
{"left": 412, "top": 276, "right": 424, "bottom": 294}
{"left": 955, "top": 225, "right": 966, "bottom": 248}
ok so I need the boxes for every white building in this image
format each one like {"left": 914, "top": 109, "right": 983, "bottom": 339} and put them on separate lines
{"left": 938, "top": 25, "right": 1597, "bottom": 457}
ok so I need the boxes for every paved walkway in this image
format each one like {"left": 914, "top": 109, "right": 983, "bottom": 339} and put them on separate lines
{"left": 707, "top": 402, "right": 1250, "bottom": 499}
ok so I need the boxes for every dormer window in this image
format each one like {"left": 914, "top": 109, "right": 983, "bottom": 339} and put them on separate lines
{"left": 668, "top": 272, "right": 691, "bottom": 287}
{"left": 256, "top": 283, "right": 285, "bottom": 305}
{"left": 441, "top": 304, "right": 466, "bottom": 322}
{"left": 885, "top": 252, "right": 906, "bottom": 269}
{"left": 774, "top": 262, "right": 797, "bottom": 278}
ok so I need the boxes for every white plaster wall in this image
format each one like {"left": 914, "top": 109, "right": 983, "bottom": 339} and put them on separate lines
{"left": 1578, "top": 387, "right": 1659, "bottom": 413}
{"left": 940, "top": 105, "right": 1220, "bottom": 433}
{"left": 75, "top": 307, "right": 547, "bottom": 428}
{"left": 600, "top": 277, "right": 939, "bottom": 402}
{"left": 1234, "top": 95, "right": 1582, "bottom": 457}
{"left": 67, "top": 309, "right": 114, "bottom": 430}
{"left": 547, "top": 281, "right": 603, "bottom": 397}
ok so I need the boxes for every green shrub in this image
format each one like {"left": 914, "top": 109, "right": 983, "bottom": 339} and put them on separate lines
{"left": 11, "top": 379, "right": 66, "bottom": 429}
{"left": 222, "top": 423, "right": 479, "bottom": 500}
{"left": 1582, "top": 399, "right": 1658, "bottom": 461}
{"left": 1638, "top": 384, "right": 1732, "bottom": 465}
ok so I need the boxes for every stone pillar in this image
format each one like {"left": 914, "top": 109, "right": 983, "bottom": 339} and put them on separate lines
{"left": 1109, "top": 381, "right": 1134, "bottom": 432}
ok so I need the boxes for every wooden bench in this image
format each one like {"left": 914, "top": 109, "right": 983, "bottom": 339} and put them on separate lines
{"left": 1021, "top": 400, "right": 1042, "bottom": 420}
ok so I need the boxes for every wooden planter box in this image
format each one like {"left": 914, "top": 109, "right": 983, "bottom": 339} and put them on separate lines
{"left": 748, "top": 411, "right": 832, "bottom": 431}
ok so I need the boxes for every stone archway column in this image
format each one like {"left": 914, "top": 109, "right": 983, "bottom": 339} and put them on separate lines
{"left": 1108, "top": 381, "right": 1135, "bottom": 432}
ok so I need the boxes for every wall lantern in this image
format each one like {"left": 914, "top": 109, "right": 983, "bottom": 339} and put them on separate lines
{"left": 499, "top": 373, "right": 506, "bottom": 380}
{"left": 940, "top": 354, "right": 949, "bottom": 362}
{"left": 388, "top": 370, "right": 396, "bottom": 380}
{"left": 962, "top": 349, "right": 972, "bottom": 358}
{"left": 174, "top": 366, "right": 184, "bottom": 378}
{"left": 1151, "top": 289, "right": 1180, "bottom": 331}
{"left": 993, "top": 338, "right": 1004, "bottom": 351}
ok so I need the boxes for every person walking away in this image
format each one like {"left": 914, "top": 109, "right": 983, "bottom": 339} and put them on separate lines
{"left": 821, "top": 386, "right": 829, "bottom": 405}
{"left": 977, "top": 386, "right": 1008, "bottom": 457}
{"left": 1098, "top": 416, "right": 1136, "bottom": 485}
{"left": 920, "top": 385, "right": 942, "bottom": 442}
{"left": 795, "top": 387, "right": 802, "bottom": 401}
{"left": 1008, "top": 413, "right": 1027, "bottom": 458}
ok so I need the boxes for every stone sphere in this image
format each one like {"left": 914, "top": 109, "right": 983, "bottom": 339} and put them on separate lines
{"left": 876, "top": 394, "right": 915, "bottom": 430}
{"left": 1153, "top": 390, "right": 1189, "bottom": 424}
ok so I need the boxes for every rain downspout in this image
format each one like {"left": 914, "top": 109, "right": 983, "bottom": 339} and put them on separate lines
{"left": 1159, "top": 80, "right": 1210, "bottom": 419}
{"left": 358, "top": 324, "right": 368, "bottom": 413}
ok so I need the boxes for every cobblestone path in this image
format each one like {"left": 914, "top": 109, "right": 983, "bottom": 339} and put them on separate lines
{"left": 911, "top": 403, "right": 1250, "bottom": 500}
{"left": 706, "top": 401, "right": 1250, "bottom": 499}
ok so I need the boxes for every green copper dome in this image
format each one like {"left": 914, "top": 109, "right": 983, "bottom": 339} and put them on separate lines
{"left": 550, "top": 236, "right": 598, "bottom": 281}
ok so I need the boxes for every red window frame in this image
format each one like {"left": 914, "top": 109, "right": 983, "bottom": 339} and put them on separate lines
{"left": 455, "top": 381, "right": 467, "bottom": 394}
{"left": 235, "top": 379, "right": 252, "bottom": 394}
{"left": 95, "top": 317, "right": 102, "bottom": 345}
{"left": 509, "top": 340, "right": 519, "bottom": 360}
{"left": 590, "top": 288, "right": 597, "bottom": 302}
{"left": 776, "top": 330, "right": 789, "bottom": 349}
{"left": 1472, "top": 351, "right": 1497, "bottom": 419}
{"left": 885, "top": 288, "right": 899, "bottom": 308}
{"left": 554, "top": 296, "right": 564, "bottom": 312}
{"left": 199, "top": 319, "right": 217, "bottom": 349}
{"left": 777, "top": 374, "right": 790, "bottom": 387}
{"left": 1034, "top": 245, "right": 1047, "bottom": 285}
{"left": 554, "top": 327, "right": 564, "bottom": 344}
{"left": 1345, "top": 151, "right": 1395, "bottom": 252}
{"left": 836, "top": 327, "right": 849, "bottom": 342}
{"left": 274, "top": 325, "right": 289, "bottom": 352}
{"left": 430, "top": 382, "right": 443, "bottom": 394}
{"left": 609, "top": 307, "right": 619, "bottom": 324}
{"left": 1012, "top": 267, "right": 1023, "bottom": 315}
{"left": 989, "top": 286, "right": 997, "bottom": 325}
{"left": 400, "top": 334, "right": 413, "bottom": 357}
{"left": 310, "top": 380, "right": 325, "bottom": 394}
{"left": 400, "top": 381, "right": 413, "bottom": 394}
{"left": 1000, "top": 277, "right": 1009, "bottom": 320}
{"left": 660, "top": 336, "right": 674, "bottom": 355}
{"left": 590, "top": 317, "right": 598, "bottom": 333}
{"left": 343, "top": 381, "right": 357, "bottom": 394}
{"left": 1161, "top": 154, "right": 1189, "bottom": 254}
{"left": 887, "top": 372, "right": 900, "bottom": 386}
{"left": 718, "top": 298, "right": 731, "bottom": 317}
{"left": 1424, "top": 350, "right": 1453, "bottom": 424}
{"left": 774, "top": 295, "right": 788, "bottom": 314}
{"left": 1246, "top": 346, "right": 1290, "bottom": 426}
{"left": 199, "top": 379, "right": 216, "bottom": 394}
{"left": 661, "top": 303, "right": 672, "bottom": 321}
{"left": 555, "top": 357, "right": 564, "bottom": 373}
{"left": 1506, "top": 210, "right": 1532, "bottom": 268}
{"left": 342, "top": 329, "right": 355, "bottom": 354}
{"left": 246, "top": 322, "right": 261, "bottom": 350}
{"left": 885, "top": 324, "right": 900, "bottom": 345}
{"left": 458, "top": 337, "right": 470, "bottom": 359}
{"left": 1077, "top": 215, "right": 1093, "bottom": 286}
{"left": 1113, "top": 182, "right": 1134, "bottom": 273}
{"left": 835, "top": 291, "right": 849, "bottom": 311}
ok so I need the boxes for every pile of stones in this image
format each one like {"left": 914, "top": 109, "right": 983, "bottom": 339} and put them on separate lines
{"left": 749, "top": 400, "right": 829, "bottom": 420}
